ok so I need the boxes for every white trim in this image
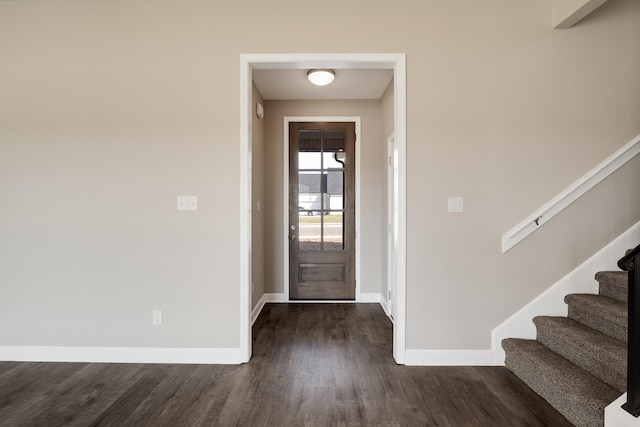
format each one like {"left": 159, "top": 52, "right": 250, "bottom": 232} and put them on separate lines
{"left": 387, "top": 135, "right": 393, "bottom": 319}
{"left": 355, "top": 119, "right": 362, "bottom": 303}
{"left": 240, "top": 53, "right": 407, "bottom": 365}
{"left": 553, "top": 0, "right": 609, "bottom": 29}
{"left": 404, "top": 349, "right": 498, "bottom": 366}
{"left": 380, "top": 296, "right": 392, "bottom": 321}
{"left": 492, "top": 219, "right": 640, "bottom": 365}
{"left": 605, "top": 393, "right": 639, "bottom": 427}
{"left": 263, "top": 292, "right": 286, "bottom": 303}
{"left": 0, "top": 346, "right": 243, "bottom": 364}
{"left": 386, "top": 134, "right": 397, "bottom": 325}
{"left": 283, "top": 116, "right": 361, "bottom": 302}
{"left": 283, "top": 120, "right": 290, "bottom": 303}
{"left": 502, "top": 133, "right": 640, "bottom": 253}
{"left": 239, "top": 56, "right": 252, "bottom": 363}
{"left": 393, "top": 55, "right": 407, "bottom": 365}
{"left": 251, "top": 294, "right": 267, "bottom": 325}
{"left": 357, "top": 292, "right": 382, "bottom": 303}
{"left": 240, "top": 53, "right": 400, "bottom": 70}
{"left": 251, "top": 293, "right": 286, "bottom": 325}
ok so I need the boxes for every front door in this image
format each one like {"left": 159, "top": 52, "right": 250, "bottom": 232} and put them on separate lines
{"left": 289, "top": 122, "right": 356, "bottom": 300}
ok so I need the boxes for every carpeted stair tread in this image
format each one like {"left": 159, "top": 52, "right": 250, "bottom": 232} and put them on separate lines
{"left": 502, "top": 338, "right": 619, "bottom": 427}
{"left": 533, "top": 316, "right": 626, "bottom": 393}
{"left": 595, "top": 271, "right": 628, "bottom": 303}
{"left": 565, "top": 293, "right": 627, "bottom": 342}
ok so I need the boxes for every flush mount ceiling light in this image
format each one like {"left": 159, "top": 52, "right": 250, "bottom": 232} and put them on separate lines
{"left": 307, "top": 69, "right": 336, "bottom": 86}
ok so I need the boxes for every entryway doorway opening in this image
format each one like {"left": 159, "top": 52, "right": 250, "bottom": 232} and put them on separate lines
{"left": 240, "top": 53, "right": 407, "bottom": 364}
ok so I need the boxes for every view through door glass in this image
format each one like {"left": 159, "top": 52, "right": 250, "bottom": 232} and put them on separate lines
{"left": 289, "top": 122, "right": 355, "bottom": 300}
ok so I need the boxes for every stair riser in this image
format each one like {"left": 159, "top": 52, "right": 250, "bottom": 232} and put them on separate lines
{"left": 567, "top": 306, "right": 627, "bottom": 342}
{"left": 535, "top": 324, "right": 626, "bottom": 393}
{"left": 599, "top": 285, "right": 628, "bottom": 304}
{"left": 504, "top": 344, "right": 612, "bottom": 427}
{"left": 595, "top": 271, "right": 628, "bottom": 304}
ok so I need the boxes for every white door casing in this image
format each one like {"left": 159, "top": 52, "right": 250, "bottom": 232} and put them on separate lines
{"left": 387, "top": 134, "right": 398, "bottom": 321}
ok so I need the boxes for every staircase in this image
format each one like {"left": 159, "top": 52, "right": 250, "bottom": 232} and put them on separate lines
{"left": 502, "top": 268, "right": 628, "bottom": 426}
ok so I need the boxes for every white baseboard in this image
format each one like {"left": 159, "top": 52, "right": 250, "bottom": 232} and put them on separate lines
{"left": 251, "top": 293, "right": 285, "bottom": 325}
{"left": 263, "top": 293, "right": 285, "bottom": 303}
{"left": 251, "top": 295, "right": 266, "bottom": 325}
{"left": 379, "top": 296, "right": 391, "bottom": 319}
{"left": 357, "top": 292, "right": 382, "bottom": 303}
{"left": 492, "top": 219, "right": 640, "bottom": 365}
{"left": 0, "top": 346, "right": 243, "bottom": 364}
{"left": 405, "top": 349, "right": 498, "bottom": 366}
{"left": 605, "top": 394, "right": 639, "bottom": 427}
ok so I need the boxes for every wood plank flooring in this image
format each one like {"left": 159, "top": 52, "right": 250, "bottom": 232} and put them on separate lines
{"left": 0, "top": 304, "right": 572, "bottom": 426}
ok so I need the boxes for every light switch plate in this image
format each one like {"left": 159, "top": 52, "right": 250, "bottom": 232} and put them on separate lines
{"left": 177, "top": 195, "right": 198, "bottom": 211}
{"left": 152, "top": 310, "right": 163, "bottom": 325}
{"left": 448, "top": 197, "right": 464, "bottom": 213}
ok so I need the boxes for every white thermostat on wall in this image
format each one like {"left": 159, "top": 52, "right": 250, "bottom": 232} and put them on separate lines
{"left": 256, "top": 102, "right": 264, "bottom": 119}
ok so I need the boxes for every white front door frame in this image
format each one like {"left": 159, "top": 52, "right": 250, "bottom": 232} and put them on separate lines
{"left": 239, "top": 53, "right": 407, "bottom": 364}
{"left": 387, "top": 133, "right": 396, "bottom": 321}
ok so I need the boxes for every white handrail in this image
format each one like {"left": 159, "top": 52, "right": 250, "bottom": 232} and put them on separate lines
{"left": 502, "top": 133, "right": 640, "bottom": 253}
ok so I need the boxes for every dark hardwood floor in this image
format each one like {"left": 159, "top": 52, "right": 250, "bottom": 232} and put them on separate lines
{"left": 0, "top": 304, "right": 572, "bottom": 426}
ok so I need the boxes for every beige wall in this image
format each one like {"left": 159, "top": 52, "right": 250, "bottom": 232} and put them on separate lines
{"left": 252, "top": 83, "right": 265, "bottom": 309}
{"left": 263, "top": 99, "right": 387, "bottom": 296}
{"left": 1, "top": 0, "right": 639, "bottom": 351}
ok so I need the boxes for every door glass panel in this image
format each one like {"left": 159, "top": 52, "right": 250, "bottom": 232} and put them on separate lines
{"left": 297, "top": 130, "right": 322, "bottom": 251}
{"left": 299, "top": 172, "right": 322, "bottom": 195}
{"left": 323, "top": 211, "right": 344, "bottom": 251}
{"left": 325, "top": 171, "right": 344, "bottom": 210}
{"left": 323, "top": 130, "right": 345, "bottom": 150}
{"left": 324, "top": 151, "right": 345, "bottom": 169}
{"left": 296, "top": 128, "right": 346, "bottom": 252}
{"left": 299, "top": 173, "right": 321, "bottom": 251}
{"left": 299, "top": 130, "right": 322, "bottom": 148}
{"left": 299, "top": 152, "right": 321, "bottom": 170}
{"left": 298, "top": 130, "right": 322, "bottom": 169}
{"left": 298, "top": 208, "right": 320, "bottom": 251}
{"left": 323, "top": 130, "right": 346, "bottom": 169}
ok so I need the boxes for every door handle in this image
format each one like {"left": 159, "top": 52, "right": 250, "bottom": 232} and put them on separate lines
{"left": 291, "top": 234, "right": 296, "bottom": 241}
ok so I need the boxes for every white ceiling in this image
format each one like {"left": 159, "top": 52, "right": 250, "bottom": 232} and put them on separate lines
{"left": 252, "top": 68, "right": 394, "bottom": 100}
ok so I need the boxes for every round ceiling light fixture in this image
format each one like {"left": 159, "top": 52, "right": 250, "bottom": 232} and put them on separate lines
{"left": 307, "top": 69, "right": 336, "bottom": 86}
